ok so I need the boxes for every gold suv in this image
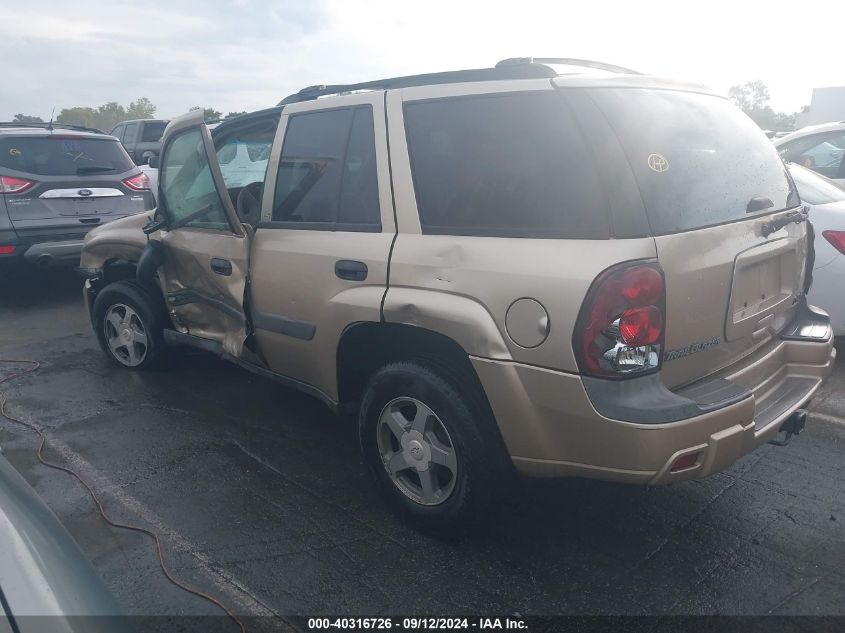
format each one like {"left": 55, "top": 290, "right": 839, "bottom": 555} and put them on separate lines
{"left": 79, "top": 58, "right": 836, "bottom": 536}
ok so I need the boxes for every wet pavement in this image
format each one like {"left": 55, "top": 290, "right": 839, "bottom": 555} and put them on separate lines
{"left": 1, "top": 267, "right": 843, "bottom": 628}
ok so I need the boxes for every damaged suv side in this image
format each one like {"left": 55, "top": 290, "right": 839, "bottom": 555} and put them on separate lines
{"left": 80, "top": 58, "right": 835, "bottom": 536}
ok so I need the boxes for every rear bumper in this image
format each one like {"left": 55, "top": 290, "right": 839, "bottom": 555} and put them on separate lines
{"left": 22, "top": 240, "right": 85, "bottom": 266}
{"left": 472, "top": 307, "right": 835, "bottom": 484}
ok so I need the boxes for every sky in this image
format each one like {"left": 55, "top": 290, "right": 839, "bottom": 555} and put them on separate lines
{"left": 2, "top": 0, "right": 843, "bottom": 121}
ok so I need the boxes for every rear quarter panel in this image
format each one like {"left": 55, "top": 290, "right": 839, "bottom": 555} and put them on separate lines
{"left": 383, "top": 84, "right": 657, "bottom": 371}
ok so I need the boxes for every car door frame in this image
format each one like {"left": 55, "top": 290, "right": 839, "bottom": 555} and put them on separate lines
{"left": 154, "top": 109, "right": 251, "bottom": 356}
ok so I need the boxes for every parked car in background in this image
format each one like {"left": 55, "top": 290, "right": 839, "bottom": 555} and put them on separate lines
{"left": 0, "top": 122, "right": 153, "bottom": 268}
{"left": 80, "top": 58, "right": 834, "bottom": 536}
{"left": 789, "top": 163, "right": 845, "bottom": 335}
{"left": 0, "top": 448, "right": 121, "bottom": 629}
{"left": 775, "top": 121, "right": 845, "bottom": 184}
{"left": 110, "top": 119, "right": 170, "bottom": 165}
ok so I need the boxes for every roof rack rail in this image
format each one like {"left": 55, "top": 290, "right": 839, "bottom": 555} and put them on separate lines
{"left": 278, "top": 64, "right": 557, "bottom": 105}
{"left": 495, "top": 57, "right": 642, "bottom": 75}
{"left": 0, "top": 122, "right": 106, "bottom": 134}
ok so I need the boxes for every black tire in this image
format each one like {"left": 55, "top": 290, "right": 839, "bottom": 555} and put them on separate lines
{"left": 359, "top": 360, "right": 507, "bottom": 538}
{"left": 91, "top": 280, "right": 167, "bottom": 370}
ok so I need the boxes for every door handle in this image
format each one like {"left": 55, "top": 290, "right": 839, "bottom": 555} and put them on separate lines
{"left": 335, "top": 260, "right": 368, "bottom": 281}
{"left": 78, "top": 217, "right": 101, "bottom": 224}
{"left": 210, "top": 257, "right": 232, "bottom": 276}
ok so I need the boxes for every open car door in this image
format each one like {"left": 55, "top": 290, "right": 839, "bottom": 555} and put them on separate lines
{"left": 153, "top": 109, "right": 250, "bottom": 357}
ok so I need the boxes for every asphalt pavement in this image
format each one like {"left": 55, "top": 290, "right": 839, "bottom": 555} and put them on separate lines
{"left": 0, "top": 267, "right": 843, "bottom": 630}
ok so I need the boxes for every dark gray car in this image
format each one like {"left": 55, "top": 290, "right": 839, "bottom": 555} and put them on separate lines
{"left": 0, "top": 123, "right": 154, "bottom": 268}
{"left": 0, "top": 448, "right": 122, "bottom": 630}
{"left": 110, "top": 119, "right": 169, "bottom": 165}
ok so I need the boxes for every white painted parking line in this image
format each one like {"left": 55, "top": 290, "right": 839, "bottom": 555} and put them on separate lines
{"left": 43, "top": 436, "right": 279, "bottom": 619}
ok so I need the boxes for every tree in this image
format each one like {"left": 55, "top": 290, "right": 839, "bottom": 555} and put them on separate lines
{"left": 225, "top": 111, "right": 248, "bottom": 120}
{"left": 56, "top": 106, "right": 98, "bottom": 129}
{"left": 13, "top": 113, "right": 44, "bottom": 123}
{"left": 54, "top": 98, "right": 159, "bottom": 132}
{"left": 728, "top": 80, "right": 771, "bottom": 113}
{"left": 95, "top": 102, "right": 127, "bottom": 131}
{"left": 728, "top": 80, "right": 805, "bottom": 133}
{"left": 125, "top": 97, "right": 156, "bottom": 120}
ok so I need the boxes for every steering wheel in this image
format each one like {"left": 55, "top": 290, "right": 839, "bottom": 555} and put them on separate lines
{"left": 236, "top": 182, "right": 263, "bottom": 226}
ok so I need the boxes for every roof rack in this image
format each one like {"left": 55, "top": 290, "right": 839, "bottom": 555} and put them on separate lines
{"left": 495, "top": 57, "right": 642, "bottom": 75}
{"left": 278, "top": 64, "right": 558, "bottom": 105}
{"left": 278, "top": 57, "right": 641, "bottom": 105}
{"left": 0, "top": 122, "right": 105, "bottom": 134}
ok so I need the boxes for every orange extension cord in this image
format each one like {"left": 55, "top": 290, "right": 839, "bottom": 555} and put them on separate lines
{"left": 0, "top": 359, "right": 246, "bottom": 633}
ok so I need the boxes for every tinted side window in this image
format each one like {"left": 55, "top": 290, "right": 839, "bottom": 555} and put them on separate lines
{"left": 404, "top": 93, "right": 609, "bottom": 239}
{"left": 273, "top": 108, "right": 353, "bottom": 224}
{"left": 272, "top": 106, "right": 380, "bottom": 229}
{"left": 123, "top": 123, "right": 139, "bottom": 144}
{"left": 338, "top": 108, "right": 380, "bottom": 227}
{"left": 111, "top": 125, "right": 125, "bottom": 141}
{"left": 141, "top": 121, "right": 168, "bottom": 142}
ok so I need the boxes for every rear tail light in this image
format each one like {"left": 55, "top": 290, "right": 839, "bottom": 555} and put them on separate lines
{"left": 822, "top": 230, "right": 845, "bottom": 255}
{"left": 123, "top": 173, "right": 151, "bottom": 191}
{"left": 0, "top": 175, "right": 36, "bottom": 194}
{"left": 574, "top": 261, "right": 666, "bottom": 378}
{"left": 0, "top": 245, "right": 16, "bottom": 255}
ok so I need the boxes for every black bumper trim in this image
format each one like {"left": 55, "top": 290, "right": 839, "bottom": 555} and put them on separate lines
{"left": 582, "top": 373, "right": 752, "bottom": 425}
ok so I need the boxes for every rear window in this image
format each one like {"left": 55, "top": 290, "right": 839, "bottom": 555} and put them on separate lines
{"left": 141, "top": 121, "right": 168, "bottom": 142}
{"left": 404, "top": 92, "right": 609, "bottom": 239}
{"left": 0, "top": 136, "right": 135, "bottom": 176}
{"left": 589, "top": 88, "right": 798, "bottom": 235}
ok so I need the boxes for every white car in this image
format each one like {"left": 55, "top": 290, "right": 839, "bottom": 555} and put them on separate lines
{"left": 789, "top": 163, "right": 845, "bottom": 335}
{"left": 776, "top": 121, "right": 845, "bottom": 185}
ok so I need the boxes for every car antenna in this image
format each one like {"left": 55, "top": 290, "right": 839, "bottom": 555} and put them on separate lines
{"left": 46, "top": 106, "right": 55, "bottom": 131}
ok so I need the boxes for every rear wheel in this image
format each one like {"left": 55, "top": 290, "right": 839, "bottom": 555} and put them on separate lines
{"left": 92, "top": 280, "right": 166, "bottom": 370}
{"left": 359, "top": 360, "right": 506, "bottom": 538}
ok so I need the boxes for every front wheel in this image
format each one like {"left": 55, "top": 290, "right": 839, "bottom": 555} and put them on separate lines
{"left": 359, "top": 361, "right": 507, "bottom": 538}
{"left": 91, "top": 280, "right": 166, "bottom": 369}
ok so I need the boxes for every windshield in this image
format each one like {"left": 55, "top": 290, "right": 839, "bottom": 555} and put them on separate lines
{"left": 589, "top": 88, "right": 799, "bottom": 235}
{"left": 788, "top": 163, "right": 845, "bottom": 206}
{"left": 0, "top": 136, "right": 135, "bottom": 176}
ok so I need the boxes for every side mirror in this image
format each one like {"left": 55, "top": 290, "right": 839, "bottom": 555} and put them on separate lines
{"left": 142, "top": 211, "right": 167, "bottom": 235}
{"left": 147, "top": 155, "right": 159, "bottom": 168}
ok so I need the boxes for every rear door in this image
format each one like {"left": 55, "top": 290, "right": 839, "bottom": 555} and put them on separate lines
{"left": 588, "top": 88, "right": 806, "bottom": 388}
{"left": 154, "top": 110, "right": 251, "bottom": 357}
{"left": 122, "top": 122, "right": 140, "bottom": 163}
{"left": 248, "top": 92, "right": 394, "bottom": 395}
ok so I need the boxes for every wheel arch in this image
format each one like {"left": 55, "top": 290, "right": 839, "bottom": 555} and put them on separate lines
{"left": 336, "top": 322, "right": 498, "bottom": 420}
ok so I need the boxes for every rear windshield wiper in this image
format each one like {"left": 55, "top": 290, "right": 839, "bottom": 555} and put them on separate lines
{"left": 76, "top": 166, "right": 116, "bottom": 174}
{"left": 746, "top": 197, "right": 774, "bottom": 213}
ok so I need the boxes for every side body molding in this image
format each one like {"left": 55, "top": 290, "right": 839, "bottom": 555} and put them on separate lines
{"left": 381, "top": 287, "right": 513, "bottom": 360}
